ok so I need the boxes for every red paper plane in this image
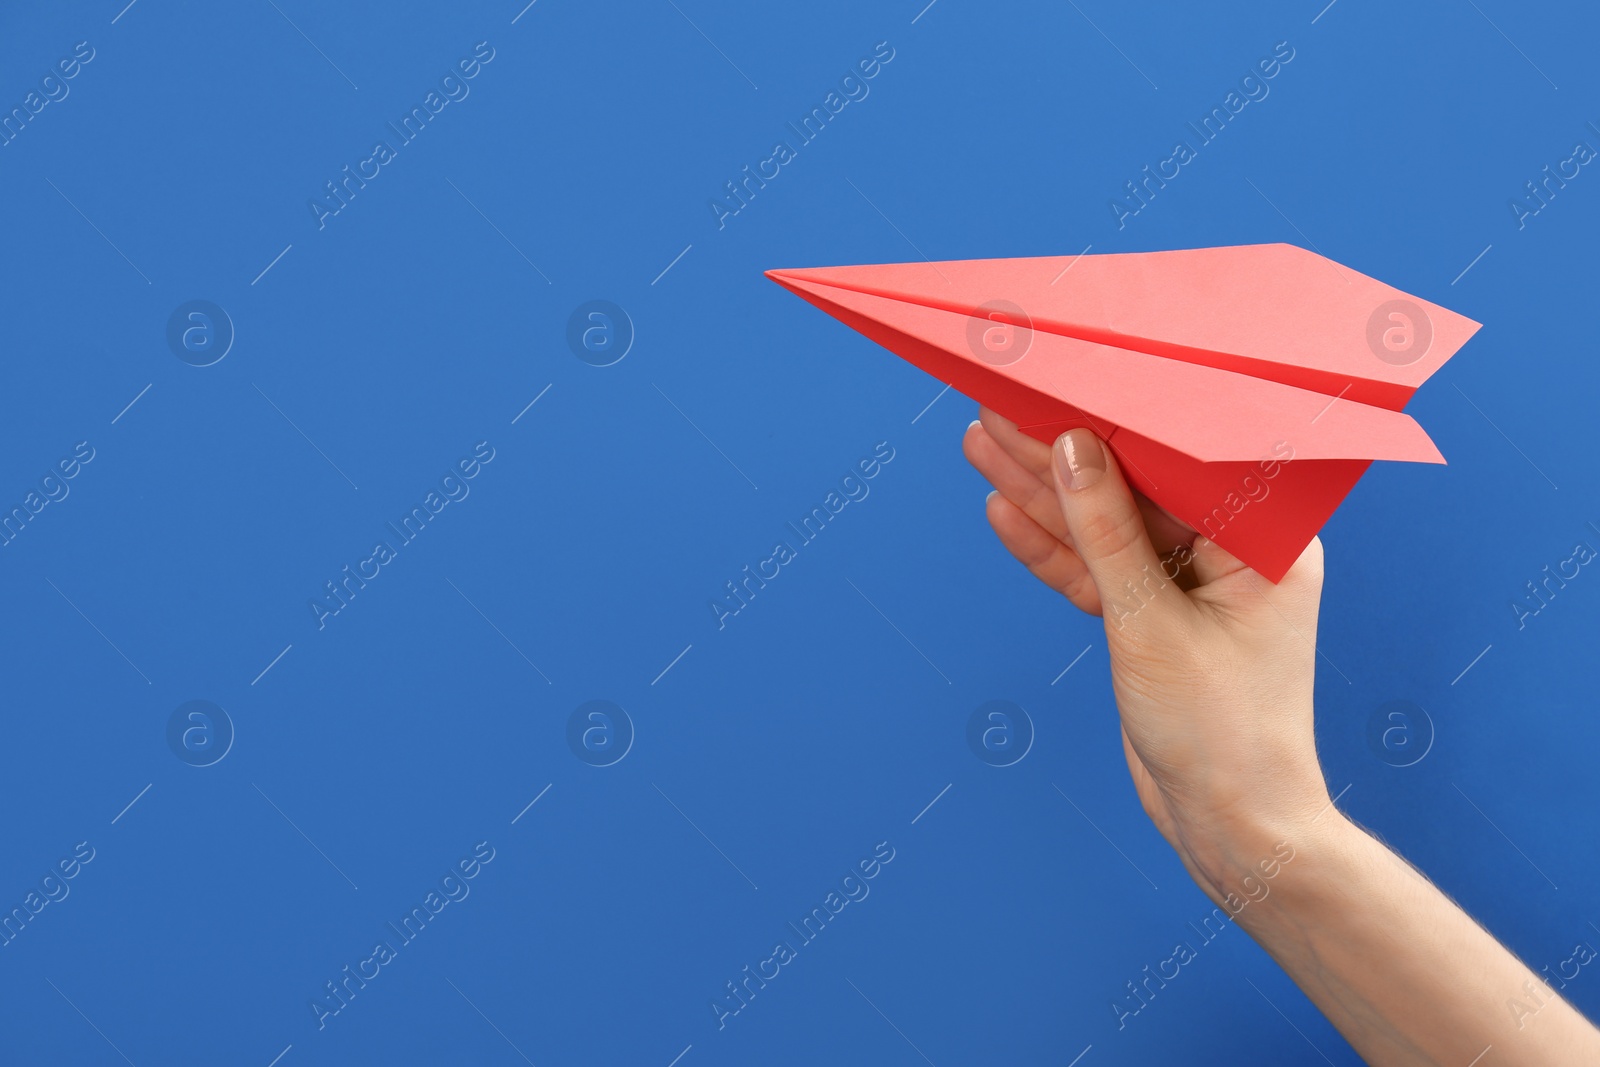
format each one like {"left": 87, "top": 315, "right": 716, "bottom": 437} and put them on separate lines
{"left": 766, "top": 243, "right": 1480, "bottom": 582}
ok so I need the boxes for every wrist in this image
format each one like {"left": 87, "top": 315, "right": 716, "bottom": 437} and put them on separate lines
{"left": 1178, "top": 793, "right": 1355, "bottom": 916}
{"left": 1193, "top": 810, "right": 1372, "bottom": 939}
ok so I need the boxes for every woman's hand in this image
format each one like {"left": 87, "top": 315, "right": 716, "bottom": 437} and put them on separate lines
{"left": 965, "top": 405, "right": 1600, "bottom": 1064}
{"left": 962, "top": 407, "right": 1330, "bottom": 902}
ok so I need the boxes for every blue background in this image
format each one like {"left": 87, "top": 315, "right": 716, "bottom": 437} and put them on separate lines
{"left": 1, "top": 1, "right": 1596, "bottom": 1064}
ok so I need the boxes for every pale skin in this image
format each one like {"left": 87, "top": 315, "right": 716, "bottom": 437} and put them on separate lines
{"left": 963, "top": 406, "right": 1600, "bottom": 1066}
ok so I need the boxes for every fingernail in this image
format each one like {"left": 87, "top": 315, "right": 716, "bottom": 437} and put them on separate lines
{"left": 1056, "top": 428, "right": 1106, "bottom": 490}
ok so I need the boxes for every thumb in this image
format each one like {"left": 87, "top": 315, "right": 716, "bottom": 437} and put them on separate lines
{"left": 1050, "top": 429, "right": 1189, "bottom": 631}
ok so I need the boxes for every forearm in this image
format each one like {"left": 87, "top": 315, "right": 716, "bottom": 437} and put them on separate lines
{"left": 965, "top": 421, "right": 1599, "bottom": 1061}
{"left": 1211, "top": 814, "right": 1600, "bottom": 1066}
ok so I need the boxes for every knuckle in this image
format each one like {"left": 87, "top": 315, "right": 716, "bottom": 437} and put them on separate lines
{"left": 1013, "top": 529, "right": 1056, "bottom": 570}
{"left": 1024, "top": 480, "right": 1069, "bottom": 536}
{"left": 1061, "top": 567, "right": 1098, "bottom": 609}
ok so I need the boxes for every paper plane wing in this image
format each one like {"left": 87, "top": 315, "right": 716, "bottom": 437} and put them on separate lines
{"left": 767, "top": 244, "right": 1480, "bottom": 582}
